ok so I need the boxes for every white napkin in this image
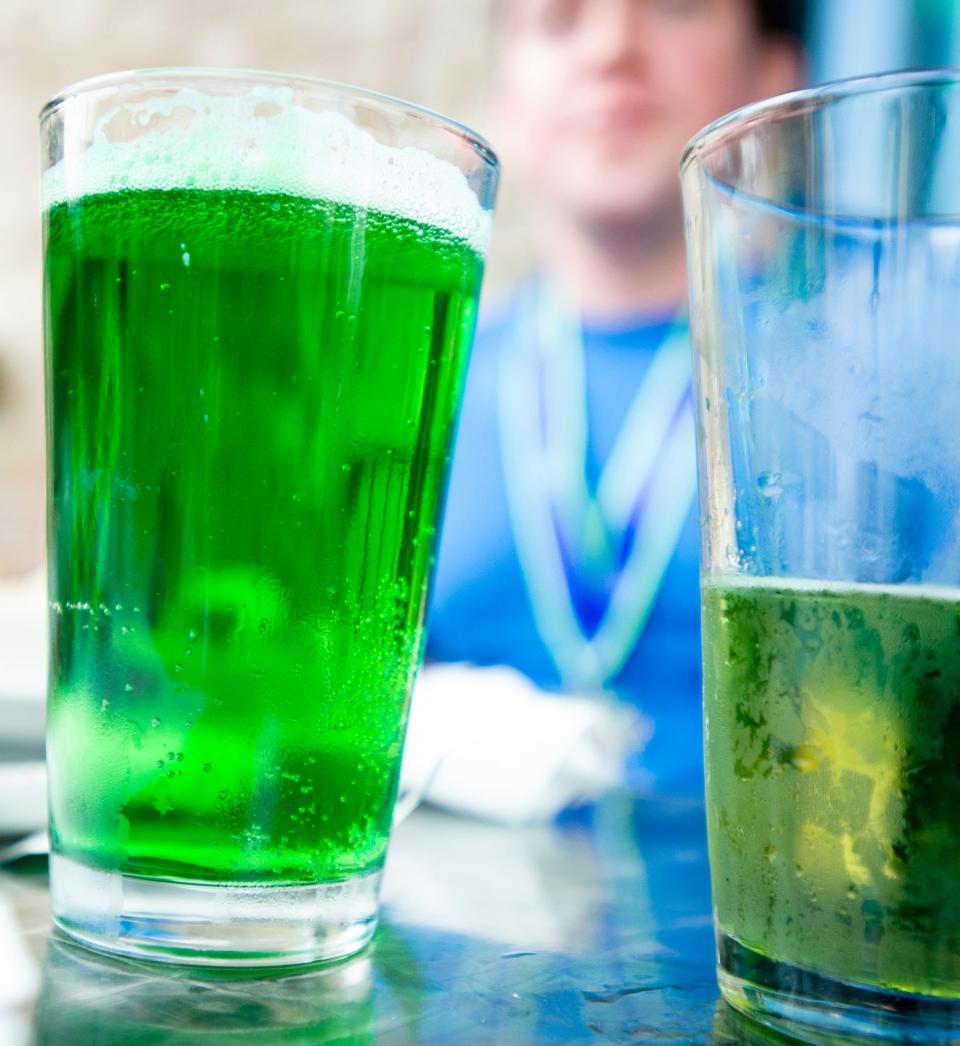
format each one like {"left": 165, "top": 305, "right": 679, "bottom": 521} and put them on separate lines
{"left": 400, "top": 663, "right": 649, "bottom": 825}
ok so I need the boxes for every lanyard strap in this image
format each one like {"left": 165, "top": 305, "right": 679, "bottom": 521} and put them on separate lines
{"left": 498, "top": 285, "right": 698, "bottom": 691}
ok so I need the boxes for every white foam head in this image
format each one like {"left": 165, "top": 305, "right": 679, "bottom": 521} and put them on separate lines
{"left": 42, "top": 85, "right": 491, "bottom": 254}
{"left": 705, "top": 572, "right": 960, "bottom": 602}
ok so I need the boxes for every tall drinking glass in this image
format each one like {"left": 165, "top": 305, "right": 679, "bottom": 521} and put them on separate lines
{"left": 41, "top": 69, "right": 497, "bottom": 966}
{"left": 682, "top": 70, "right": 960, "bottom": 1042}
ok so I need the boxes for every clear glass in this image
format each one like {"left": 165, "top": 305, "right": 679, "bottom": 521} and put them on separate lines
{"left": 40, "top": 68, "right": 497, "bottom": 967}
{"left": 682, "top": 69, "right": 960, "bottom": 1042}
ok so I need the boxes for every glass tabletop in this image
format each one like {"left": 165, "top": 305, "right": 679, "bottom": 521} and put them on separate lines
{"left": 1, "top": 794, "right": 793, "bottom": 1044}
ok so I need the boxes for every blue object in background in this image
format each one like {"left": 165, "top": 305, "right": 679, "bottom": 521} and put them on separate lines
{"left": 427, "top": 294, "right": 703, "bottom": 796}
{"left": 811, "top": 0, "right": 960, "bottom": 83}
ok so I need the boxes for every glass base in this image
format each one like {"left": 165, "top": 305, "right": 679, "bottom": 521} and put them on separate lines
{"left": 718, "top": 930, "right": 960, "bottom": 1045}
{"left": 50, "top": 853, "right": 381, "bottom": 968}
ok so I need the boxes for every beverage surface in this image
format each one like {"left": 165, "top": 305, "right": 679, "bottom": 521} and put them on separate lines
{"left": 703, "top": 575, "right": 960, "bottom": 997}
{"left": 41, "top": 86, "right": 491, "bottom": 253}
{"left": 45, "top": 184, "right": 483, "bottom": 884}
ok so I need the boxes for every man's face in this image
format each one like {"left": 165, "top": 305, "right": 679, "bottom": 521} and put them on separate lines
{"left": 497, "top": 0, "right": 801, "bottom": 227}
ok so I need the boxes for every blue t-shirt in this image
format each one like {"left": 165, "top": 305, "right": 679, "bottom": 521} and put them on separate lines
{"left": 427, "top": 291, "right": 703, "bottom": 794}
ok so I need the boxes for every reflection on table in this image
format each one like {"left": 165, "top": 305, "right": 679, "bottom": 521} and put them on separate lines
{"left": 3, "top": 793, "right": 732, "bottom": 1044}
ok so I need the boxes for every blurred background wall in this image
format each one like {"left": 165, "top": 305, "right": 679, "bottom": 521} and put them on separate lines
{"left": 1, "top": 0, "right": 958, "bottom": 578}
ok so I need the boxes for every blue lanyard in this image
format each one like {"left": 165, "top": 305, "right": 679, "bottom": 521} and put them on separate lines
{"left": 498, "top": 282, "right": 698, "bottom": 691}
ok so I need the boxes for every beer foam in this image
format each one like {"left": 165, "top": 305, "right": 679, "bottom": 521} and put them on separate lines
{"left": 705, "top": 573, "right": 960, "bottom": 602}
{"left": 42, "top": 85, "right": 492, "bottom": 253}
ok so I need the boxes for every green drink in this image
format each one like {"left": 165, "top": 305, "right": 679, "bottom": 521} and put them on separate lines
{"left": 46, "top": 185, "right": 481, "bottom": 880}
{"left": 41, "top": 72, "right": 497, "bottom": 965}
{"left": 704, "top": 576, "right": 960, "bottom": 1000}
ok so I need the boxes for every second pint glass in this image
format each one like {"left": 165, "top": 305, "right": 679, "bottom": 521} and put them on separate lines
{"left": 683, "top": 70, "right": 960, "bottom": 1041}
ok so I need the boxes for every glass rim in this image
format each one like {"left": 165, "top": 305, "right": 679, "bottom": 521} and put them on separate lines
{"left": 680, "top": 65, "right": 960, "bottom": 180}
{"left": 39, "top": 66, "right": 499, "bottom": 173}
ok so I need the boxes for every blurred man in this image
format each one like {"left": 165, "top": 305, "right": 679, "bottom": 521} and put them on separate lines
{"left": 426, "top": 0, "right": 806, "bottom": 795}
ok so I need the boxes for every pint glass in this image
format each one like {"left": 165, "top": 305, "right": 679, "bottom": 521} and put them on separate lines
{"left": 41, "top": 70, "right": 497, "bottom": 966}
{"left": 683, "top": 70, "right": 960, "bottom": 1041}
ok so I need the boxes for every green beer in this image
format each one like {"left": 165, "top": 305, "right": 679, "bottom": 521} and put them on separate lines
{"left": 45, "top": 176, "right": 483, "bottom": 884}
{"left": 704, "top": 576, "right": 960, "bottom": 998}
